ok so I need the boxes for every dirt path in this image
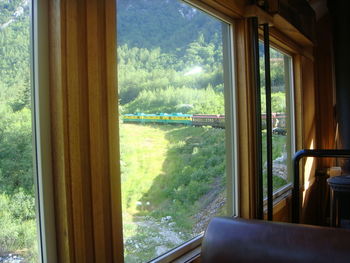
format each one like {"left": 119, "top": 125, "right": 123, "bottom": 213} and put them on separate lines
{"left": 124, "top": 215, "right": 186, "bottom": 262}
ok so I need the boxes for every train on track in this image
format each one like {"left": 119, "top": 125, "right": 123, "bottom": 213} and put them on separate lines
{"left": 122, "top": 113, "right": 287, "bottom": 132}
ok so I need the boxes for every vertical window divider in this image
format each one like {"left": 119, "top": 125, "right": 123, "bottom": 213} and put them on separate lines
{"left": 263, "top": 23, "right": 273, "bottom": 221}
{"left": 32, "top": 0, "right": 57, "bottom": 261}
{"left": 223, "top": 21, "right": 236, "bottom": 216}
{"left": 250, "top": 17, "right": 263, "bottom": 220}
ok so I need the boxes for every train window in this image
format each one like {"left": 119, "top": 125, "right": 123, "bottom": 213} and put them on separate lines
{"left": 0, "top": 1, "right": 41, "bottom": 262}
{"left": 117, "top": 0, "right": 236, "bottom": 262}
{"left": 260, "top": 42, "right": 295, "bottom": 197}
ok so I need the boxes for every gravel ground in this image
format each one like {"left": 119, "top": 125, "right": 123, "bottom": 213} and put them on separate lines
{"left": 0, "top": 254, "right": 24, "bottom": 263}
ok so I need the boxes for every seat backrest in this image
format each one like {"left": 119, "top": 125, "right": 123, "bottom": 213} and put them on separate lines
{"left": 201, "top": 217, "right": 350, "bottom": 263}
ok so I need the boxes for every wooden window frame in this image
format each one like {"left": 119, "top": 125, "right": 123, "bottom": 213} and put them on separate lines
{"left": 31, "top": 0, "right": 58, "bottom": 262}
{"left": 49, "top": 0, "right": 123, "bottom": 261}
{"left": 268, "top": 27, "right": 313, "bottom": 221}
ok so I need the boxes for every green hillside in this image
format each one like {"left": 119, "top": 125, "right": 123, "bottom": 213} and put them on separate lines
{"left": 117, "top": 0, "right": 222, "bottom": 52}
{"left": 120, "top": 123, "right": 227, "bottom": 262}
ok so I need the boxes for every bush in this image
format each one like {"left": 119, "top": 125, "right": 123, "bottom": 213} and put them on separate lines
{"left": 0, "top": 105, "right": 34, "bottom": 195}
{"left": 0, "top": 191, "right": 38, "bottom": 260}
{"left": 143, "top": 126, "right": 226, "bottom": 221}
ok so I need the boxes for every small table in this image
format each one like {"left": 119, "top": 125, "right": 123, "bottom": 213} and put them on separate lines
{"left": 327, "top": 175, "right": 350, "bottom": 228}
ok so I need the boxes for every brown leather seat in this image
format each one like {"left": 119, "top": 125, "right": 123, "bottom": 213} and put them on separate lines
{"left": 201, "top": 217, "right": 350, "bottom": 263}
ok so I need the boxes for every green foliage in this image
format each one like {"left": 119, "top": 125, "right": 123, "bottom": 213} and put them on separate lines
{"left": 121, "top": 124, "right": 289, "bottom": 261}
{"left": 271, "top": 92, "right": 286, "bottom": 113}
{"left": 0, "top": 2, "right": 31, "bottom": 111}
{"left": 261, "top": 131, "right": 288, "bottom": 194}
{"left": 120, "top": 123, "right": 226, "bottom": 223}
{"left": 0, "top": 190, "right": 38, "bottom": 261}
{"left": 167, "top": 128, "right": 225, "bottom": 205}
{"left": 0, "top": 105, "right": 34, "bottom": 195}
{"left": 117, "top": 0, "right": 222, "bottom": 53}
{"left": 261, "top": 92, "right": 286, "bottom": 113}
{"left": 261, "top": 131, "right": 287, "bottom": 161}
{"left": 0, "top": 1, "right": 26, "bottom": 24}
{"left": 118, "top": 42, "right": 224, "bottom": 108}
{"left": 125, "top": 86, "right": 224, "bottom": 114}
{"left": 116, "top": 5, "right": 224, "bottom": 109}
{"left": 132, "top": 125, "right": 226, "bottom": 224}
{"left": 0, "top": 1, "right": 37, "bottom": 260}
{"left": 259, "top": 42, "right": 288, "bottom": 115}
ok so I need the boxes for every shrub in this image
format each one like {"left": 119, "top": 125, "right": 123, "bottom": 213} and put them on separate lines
{"left": 0, "top": 191, "right": 37, "bottom": 260}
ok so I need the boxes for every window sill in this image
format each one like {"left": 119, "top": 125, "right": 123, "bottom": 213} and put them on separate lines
{"left": 150, "top": 234, "right": 203, "bottom": 263}
{"left": 263, "top": 182, "right": 293, "bottom": 207}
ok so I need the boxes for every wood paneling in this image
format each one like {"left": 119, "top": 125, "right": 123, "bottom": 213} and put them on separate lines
{"left": 245, "top": 5, "right": 274, "bottom": 25}
{"left": 298, "top": 13, "right": 337, "bottom": 225}
{"left": 314, "top": 15, "right": 336, "bottom": 167}
{"left": 49, "top": 0, "right": 74, "bottom": 261}
{"left": 272, "top": 196, "right": 292, "bottom": 222}
{"left": 49, "top": 0, "right": 123, "bottom": 262}
{"left": 235, "top": 19, "right": 258, "bottom": 219}
{"left": 263, "top": 196, "right": 292, "bottom": 222}
{"left": 269, "top": 27, "right": 314, "bottom": 60}
{"left": 293, "top": 55, "right": 304, "bottom": 153}
{"left": 300, "top": 56, "right": 318, "bottom": 224}
{"left": 187, "top": 0, "right": 247, "bottom": 18}
{"left": 272, "top": 14, "right": 314, "bottom": 47}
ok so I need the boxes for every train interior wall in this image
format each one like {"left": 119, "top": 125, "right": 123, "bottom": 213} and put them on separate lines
{"left": 255, "top": 0, "right": 342, "bottom": 228}
{"left": 301, "top": 0, "right": 349, "bottom": 226}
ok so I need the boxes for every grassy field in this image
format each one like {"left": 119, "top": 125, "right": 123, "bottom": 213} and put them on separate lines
{"left": 119, "top": 123, "right": 227, "bottom": 262}
{"left": 119, "top": 123, "right": 287, "bottom": 262}
{"left": 119, "top": 124, "right": 170, "bottom": 214}
{"left": 119, "top": 123, "right": 226, "bottom": 221}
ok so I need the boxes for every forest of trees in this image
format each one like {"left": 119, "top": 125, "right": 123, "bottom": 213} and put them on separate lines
{"left": 118, "top": 38, "right": 226, "bottom": 114}
{"left": 117, "top": 0, "right": 287, "bottom": 116}
{"left": 118, "top": 41, "right": 287, "bottom": 116}
{"left": 117, "top": 0, "right": 223, "bottom": 52}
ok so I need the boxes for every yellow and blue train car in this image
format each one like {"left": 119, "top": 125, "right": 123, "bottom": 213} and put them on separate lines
{"left": 123, "top": 113, "right": 287, "bottom": 130}
{"left": 122, "top": 113, "right": 192, "bottom": 125}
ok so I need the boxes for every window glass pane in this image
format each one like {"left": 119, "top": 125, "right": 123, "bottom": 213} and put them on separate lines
{"left": 117, "top": 0, "right": 234, "bottom": 261}
{"left": 260, "top": 42, "right": 294, "bottom": 196}
{"left": 0, "top": 1, "right": 40, "bottom": 262}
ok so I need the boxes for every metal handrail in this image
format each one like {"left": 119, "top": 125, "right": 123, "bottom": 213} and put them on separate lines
{"left": 292, "top": 149, "right": 350, "bottom": 223}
